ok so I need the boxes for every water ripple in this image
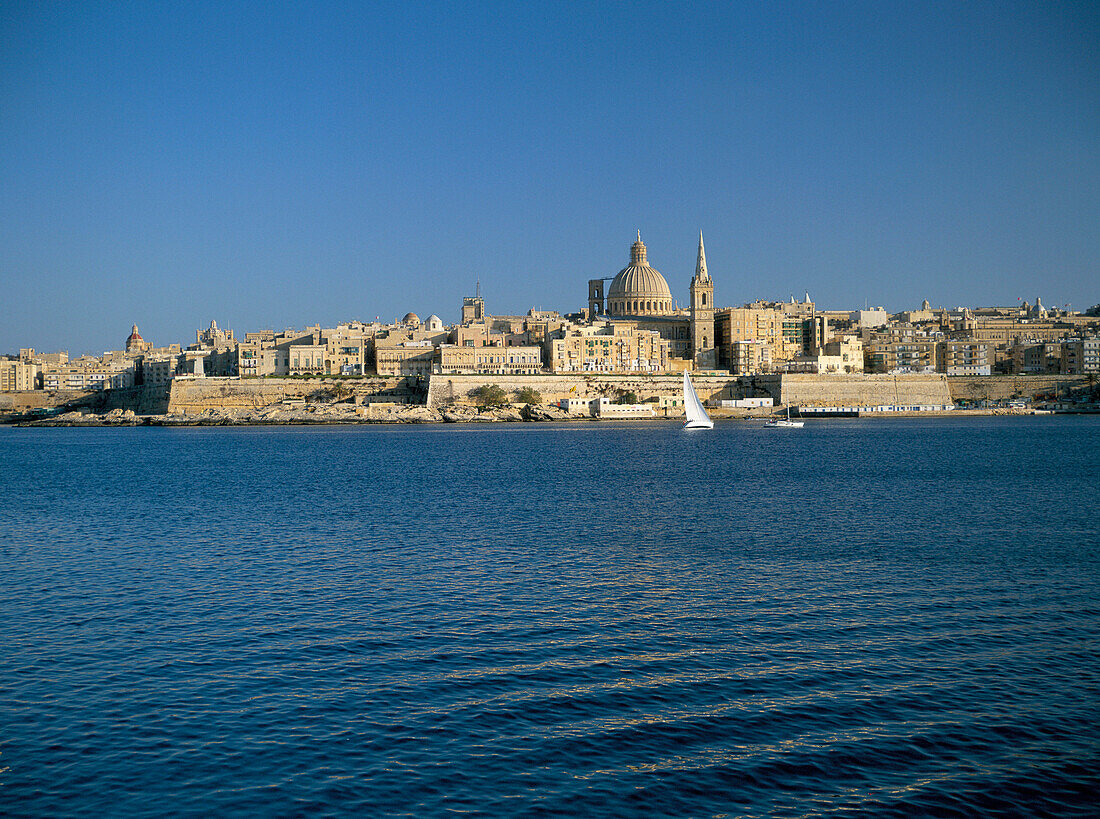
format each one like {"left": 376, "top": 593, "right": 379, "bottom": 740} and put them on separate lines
{"left": 1, "top": 419, "right": 1099, "bottom": 816}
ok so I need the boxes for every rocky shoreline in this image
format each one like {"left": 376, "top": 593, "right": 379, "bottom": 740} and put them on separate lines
{"left": 9, "top": 402, "right": 587, "bottom": 427}
{"left": 5, "top": 403, "right": 1074, "bottom": 427}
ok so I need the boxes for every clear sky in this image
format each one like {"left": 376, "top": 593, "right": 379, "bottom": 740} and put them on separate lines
{"left": 2, "top": 1, "right": 1097, "bottom": 355}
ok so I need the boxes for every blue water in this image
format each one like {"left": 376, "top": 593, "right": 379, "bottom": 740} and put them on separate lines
{"left": 2, "top": 417, "right": 1099, "bottom": 817}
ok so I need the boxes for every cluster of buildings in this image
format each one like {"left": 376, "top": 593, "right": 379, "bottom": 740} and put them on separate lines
{"left": 3, "top": 233, "right": 1098, "bottom": 392}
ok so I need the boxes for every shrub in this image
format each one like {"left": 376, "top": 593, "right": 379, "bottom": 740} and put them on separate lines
{"left": 514, "top": 387, "right": 542, "bottom": 405}
{"left": 470, "top": 384, "right": 508, "bottom": 409}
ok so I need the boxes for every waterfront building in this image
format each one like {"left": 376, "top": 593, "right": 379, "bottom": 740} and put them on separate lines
{"left": 939, "top": 340, "right": 992, "bottom": 376}
{"left": 375, "top": 342, "right": 435, "bottom": 377}
{"left": 864, "top": 339, "right": 938, "bottom": 374}
{"left": 548, "top": 321, "right": 669, "bottom": 373}
{"left": 374, "top": 324, "right": 449, "bottom": 376}
{"left": 783, "top": 335, "right": 865, "bottom": 374}
{"left": 0, "top": 359, "right": 39, "bottom": 391}
{"left": 1061, "top": 338, "right": 1100, "bottom": 374}
{"left": 288, "top": 343, "right": 327, "bottom": 375}
{"left": 437, "top": 344, "right": 542, "bottom": 375}
{"left": 141, "top": 356, "right": 179, "bottom": 387}
{"left": 726, "top": 339, "right": 772, "bottom": 375}
{"left": 325, "top": 334, "right": 369, "bottom": 376}
{"left": 714, "top": 302, "right": 816, "bottom": 373}
{"left": 1012, "top": 342, "right": 1062, "bottom": 374}
{"left": 39, "top": 359, "right": 135, "bottom": 391}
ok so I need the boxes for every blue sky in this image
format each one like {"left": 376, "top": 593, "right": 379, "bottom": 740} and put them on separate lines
{"left": 2, "top": 1, "right": 1097, "bottom": 355}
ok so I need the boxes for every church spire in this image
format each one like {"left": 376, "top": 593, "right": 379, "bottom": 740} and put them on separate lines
{"left": 695, "top": 230, "right": 709, "bottom": 281}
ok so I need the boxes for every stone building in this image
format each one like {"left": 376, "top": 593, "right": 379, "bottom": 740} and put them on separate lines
{"left": 0, "top": 359, "right": 39, "bottom": 391}
{"left": 548, "top": 321, "right": 669, "bottom": 373}
{"left": 939, "top": 340, "right": 992, "bottom": 376}
{"left": 604, "top": 232, "right": 677, "bottom": 316}
{"left": 864, "top": 339, "right": 938, "bottom": 374}
{"left": 126, "top": 324, "right": 150, "bottom": 354}
{"left": 195, "top": 320, "right": 235, "bottom": 349}
{"left": 586, "top": 233, "right": 824, "bottom": 374}
{"left": 1061, "top": 338, "right": 1100, "bottom": 374}
{"left": 40, "top": 358, "right": 135, "bottom": 390}
{"left": 714, "top": 298, "right": 817, "bottom": 373}
{"left": 587, "top": 233, "right": 712, "bottom": 368}
{"left": 437, "top": 344, "right": 543, "bottom": 374}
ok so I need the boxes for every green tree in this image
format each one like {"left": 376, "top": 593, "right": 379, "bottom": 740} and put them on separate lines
{"left": 615, "top": 390, "right": 638, "bottom": 405}
{"left": 514, "top": 387, "right": 542, "bottom": 405}
{"left": 471, "top": 384, "right": 508, "bottom": 409}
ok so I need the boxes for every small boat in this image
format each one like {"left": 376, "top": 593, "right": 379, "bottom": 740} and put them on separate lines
{"left": 683, "top": 372, "right": 714, "bottom": 430}
{"left": 764, "top": 405, "right": 804, "bottom": 428}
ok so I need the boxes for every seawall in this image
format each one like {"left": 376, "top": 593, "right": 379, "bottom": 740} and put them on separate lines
{"left": 425, "top": 373, "right": 735, "bottom": 408}
{"left": 946, "top": 375, "right": 1089, "bottom": 403}
{"left": 424, "top": 373, "right": 956, "bottom": 408}
{"left": 6, "top": 373, "right": 1092, "bottom": 423}
{"left": 0, "top": 385, "right": 170, "bottom": 418}
{"left": 753, "top": 374, "right": 954, "bottom": 407}
{"left": 165, "top": 377, "right": 415, "bottom": 415}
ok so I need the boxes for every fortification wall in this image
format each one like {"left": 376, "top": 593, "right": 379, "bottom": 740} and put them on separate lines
{"left": 748, "top": 374, "right": 954, "bottom": 406}
{"left": 947, "top": 375, "right": 1088, "bottom": 402}
{"left": 166, "top": 377, "right": 412, "bottom": 414}
{"left": 15, "top": 373, "right": 1083, "bottom": 419}
{"left": 87, "top": 385, "right": 171, "bottom": 414}
{"left": 0, "top": 385, "right": 170, "bottom": 418}
{"left": 0, "top": 390, "right": 93, "bottom": 412}
{"left": 424, "top": 374, "right": 739, "bottom": 408}
{"left": 425, "top": 373, "right": 966, "bottom": 408}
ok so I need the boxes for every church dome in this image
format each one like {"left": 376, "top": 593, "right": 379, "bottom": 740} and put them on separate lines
{"left": 607, "top": 233, "right": 674, "bottom": 316}
{"left": 126, "top": 324, "right": 144, "bottom": 350}
{"left": 401, "top": 312, "right": 421, "bottom": 327}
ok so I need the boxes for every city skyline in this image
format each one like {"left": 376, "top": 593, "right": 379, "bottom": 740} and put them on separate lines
{"left": 3, "top": 1, "right": 1097, "bottom": 355}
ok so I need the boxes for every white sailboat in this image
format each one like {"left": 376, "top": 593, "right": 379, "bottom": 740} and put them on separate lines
{"left": 764, "top": 405, "right": 804, "bottom": 428}
{"left": 683, "top": 372, "right": 714, "bottom": 430}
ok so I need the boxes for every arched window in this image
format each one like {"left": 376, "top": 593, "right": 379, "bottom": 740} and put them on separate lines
{"left": 702, "top": 293, "right": 708, "bottom": 306}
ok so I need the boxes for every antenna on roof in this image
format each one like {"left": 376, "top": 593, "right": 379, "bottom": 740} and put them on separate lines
{"left": 476, "top": 277, "right": 481, "bottom": 299}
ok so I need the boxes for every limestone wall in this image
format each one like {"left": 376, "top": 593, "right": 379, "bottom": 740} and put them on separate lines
{"left": 424, "top": 373, "right": 739, "bottom": 408}
{"left": 748, "top": 374, "right": 953, "bottom": 406}
{"left": 947, "top": 375, "right": 1088, "bottom": 402}
{"left": 0, "top": 390, "right": 93, "bottom": 413}
{"left": 14, "top": 373, "right": 1082, "bottom": 420}
{"left": 424, "top": 373, "right": 966, "bottom": 408}
{"left": 166, "top": 377, "right": 413, "bottom": 415}
{"left": 0, "top": 386, "right": 170, "bottom": 416}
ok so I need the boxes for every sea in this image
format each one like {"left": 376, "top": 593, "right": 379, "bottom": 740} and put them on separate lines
{"left": 1, "top": 416, "right": 1099, "bottom": 817}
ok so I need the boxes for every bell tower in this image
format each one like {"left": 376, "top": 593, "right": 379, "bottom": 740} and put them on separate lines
{"left": 588, "top": 278, "right": 605, "bottom": 318}
{"left": 690, "top": 231, "right": 715, "bottom": 369}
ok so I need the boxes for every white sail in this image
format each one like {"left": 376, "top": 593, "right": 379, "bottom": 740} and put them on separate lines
{"left": 683, "top": 372, "right": 714, "bottom": 429}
